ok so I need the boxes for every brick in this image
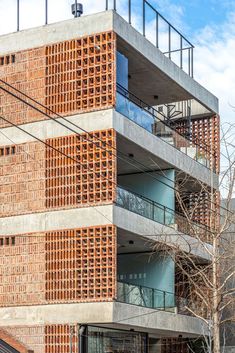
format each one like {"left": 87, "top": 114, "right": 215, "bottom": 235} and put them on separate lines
{"left": 3, "top": 324, "right": 78, "bottom": 353}
{"left": 45, "top": 129, "right": 116, "bottom": 210}
{"left": 0, "top": 31, "right": 116, "bottom": 128}
{"left": 0, "top": 225, "right": 116, "bottom": 307}
{"left": 0, "top": 142, "right": 45, "bottom": 218}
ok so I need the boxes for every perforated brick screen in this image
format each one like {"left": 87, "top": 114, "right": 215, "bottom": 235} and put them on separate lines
{"left": 46, "top": 225, "right": 116, "bottom": 303}
{"left": 3, "top": 325, "right": 78, "bottom": 353}
{"left": 0, "top": 31, "right": 116, "bottom": 128}
{"left": 175, "top": 115, "right": 220, "bottom": 174}
{"left": 45, "top": 31, "right": 116, "bottom": 116}
{"left": 45, "top": 129, "right": 116, "bottom": 209}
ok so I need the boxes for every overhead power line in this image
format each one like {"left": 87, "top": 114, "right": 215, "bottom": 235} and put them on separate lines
{"left": 0, "top": 79, "right": 231, "bottom": 217}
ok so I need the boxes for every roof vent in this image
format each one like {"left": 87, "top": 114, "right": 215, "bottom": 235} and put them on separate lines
{"left": 71, "top": 2, "right": 83, "bottom": 17}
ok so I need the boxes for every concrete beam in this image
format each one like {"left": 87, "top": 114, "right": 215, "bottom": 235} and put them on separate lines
{"left": 0, "top": 301, "right": 208, "bottom": 337}
{"left": 114, "top": 111, "right": 219, "bottom": 189}
{"left": 0, "top": 11, "right": 112, "bottom": 55}
{"left": 0, "top": 205, "right": 113, "bottom": 235}
{"left": 113, "top": 12, "right": 218, "bottom": 113}
{"left": 114, "top": 206, "right": 212, "bottom": 261}
{"left": 0, "top": 109, "right": 219, "bottom": 189}
{"left": 0, "top": 205, "right": 211, "bottom": 260}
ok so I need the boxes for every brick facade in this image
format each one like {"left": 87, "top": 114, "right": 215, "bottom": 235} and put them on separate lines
{"left": 0, "top": 31, "right": 116, "bottom": 128}
{"left": 0, "top": 129, "right": 116, "bottom": 217}
{"left": 0, "top": 225, "right": 116, "bottom": 307}
{"left": 46, "top": 129, "right": 116, "bottom": 210}
{"left": 0, "top": 47, "right": 46, "bottom": 128}
{"left": 175, "top": 115, "right": 220, "bottom": 174}
{"left": 0, "top": 142, "right": 45, "bottom": 217}
{"left": 3, "top": 325, "right": 78, "bottom": 353}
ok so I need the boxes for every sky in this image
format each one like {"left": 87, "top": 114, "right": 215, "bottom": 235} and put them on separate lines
{"left": 0, "top": 0, "right": 234, "bottom": 169}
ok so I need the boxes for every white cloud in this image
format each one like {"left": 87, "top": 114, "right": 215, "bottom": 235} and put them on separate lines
{"left": 0, "top": 0, "right": 105, "bottom": 34}
{"left": 193, "top": 12, "right": 235, "bottom": 126}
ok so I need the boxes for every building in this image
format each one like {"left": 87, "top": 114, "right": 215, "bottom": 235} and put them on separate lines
{"left": 0, "top": 2, "right": 220, "bottom": 353}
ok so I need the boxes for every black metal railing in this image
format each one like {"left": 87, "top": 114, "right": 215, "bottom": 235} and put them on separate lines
{"left": 117, "top": 281, "right": 189, "bottom": 314}
{"left": 106, "top": 0, "right": 194, "bottom": 77}
{"left": 116, "top": 185, "right": 211, "bottom": 238}
{"left": 116, "top": 83, "right": 216, "bottom": 171}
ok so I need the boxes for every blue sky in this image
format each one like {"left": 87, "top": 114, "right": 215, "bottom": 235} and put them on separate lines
{"left": 154, "top": 0, "right": 234, "bottom": 34}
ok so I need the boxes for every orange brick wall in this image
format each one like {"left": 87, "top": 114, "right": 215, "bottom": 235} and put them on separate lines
{"left": 0, "top": 47, "right": 46, "bottom": 128}
{"left": 0, "top": 142, "right": 45, "bottom": 217}
{"left": 0, "top": 233, "right": 45, "bottom": 306}
{"left": 175, "top": 115, "right": 220, "bottom": 174}
{"left": 0, "top": 31, "right": 116, "bottom": 128}
{"left": 0, "top": 129, "right": 116, "bottom": 217}
{"left": 4, "top": 326, "right": 45, "bottom": 353}
{"left": 45, "top": 31, "right": 116, "bottom": 115}
{"left": 46, "top": 226, "right": 116, "bottom": 303}
{"left": 3, "top": 324, "right": 78, "bottom": 353}
{"left": 45, "top": 129, "right": 116, "bottom": 209}
{"left": 0, "top": 225, "right": 116, "bottom": 307}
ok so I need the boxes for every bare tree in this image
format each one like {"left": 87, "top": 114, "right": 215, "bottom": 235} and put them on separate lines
{"left": 152, "top": 123, "right": 235, "bottom": 353}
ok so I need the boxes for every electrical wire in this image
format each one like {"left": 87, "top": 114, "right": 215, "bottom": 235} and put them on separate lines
{"left": 0, "top": 79, "right": 232, "bottom": 218}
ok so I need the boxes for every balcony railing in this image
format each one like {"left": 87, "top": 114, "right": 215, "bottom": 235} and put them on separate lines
{"left": 116, "top": 84, "right": 213, "bottom": 170}
{"left": 116, "top": 186, "right": 210, "bottom": 238}
{"left": 117, "top": 281, "right": 188, "bottom": 314}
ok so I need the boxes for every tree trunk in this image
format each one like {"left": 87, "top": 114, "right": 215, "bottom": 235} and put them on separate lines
{"left": 212, "top": 234, "right": 221, "bottom": 353}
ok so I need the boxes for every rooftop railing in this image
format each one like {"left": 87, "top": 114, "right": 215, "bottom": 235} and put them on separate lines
{"left": 106, "top": 0, "right": 194, "bottom": 77}
{"left": 116, "top": 185, "right": 211, "bottom": 238}
{"left": 117, "top": 281, "right": 189, "bottom": 314}
{"left": 2, "top": 1, "right": 194, "bottom": 76}
{"left": 116, "top": 84, "right": 214, "bottom": 171}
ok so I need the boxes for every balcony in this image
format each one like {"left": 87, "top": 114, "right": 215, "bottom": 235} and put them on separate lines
{"left": 116, "top": 186, "right": 210, "bottom": 238}
{"left": 117, "top": 281, "right": 188, "bottom": 314}
{"left": 116, "top": 84, "right": 212, "bottom": 170}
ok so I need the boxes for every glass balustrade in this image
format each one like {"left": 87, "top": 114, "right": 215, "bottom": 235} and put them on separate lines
{"left": 116, "top": 186, "right": 175, "bottom": 227}
{"left": 116, "top": 85, "right": 211, "bottom": 169}
{"left": 117, "top": 281, "right": 178, "bottom": 313}
{"left": 116, "top": 186, "right": 210, "bottom": 238}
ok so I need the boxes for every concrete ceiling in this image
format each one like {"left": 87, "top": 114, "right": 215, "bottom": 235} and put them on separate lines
{"left": 117, "top": 133, "right": 170, "bottom": 175}
{"left": 117, "top": 228, "right": 155, "bottom": 254}
{"left": 117, "top": 36, "right": 192, "bottom": 106}
{"left": 117, "top": 134, "right": 205, "bottom": 193}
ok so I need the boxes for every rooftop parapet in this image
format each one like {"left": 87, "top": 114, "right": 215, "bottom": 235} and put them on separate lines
{"left": 2, "top": 0, "right": 194, "bottom": 76}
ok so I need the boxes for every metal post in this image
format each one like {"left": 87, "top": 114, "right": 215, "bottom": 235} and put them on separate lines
{"left": 106, "top": 0, "right": 108, "bottom": 10}
{"left": 156, "top": 12, "right": 159, "bottom": 48}
{"left": 17, "top": 0, "right": 20, "bottom": 31}
{"left": 143, "top": 0, "right": 145, "bottom": 37}
{"left": 128, "top": 0, "right": 131, "bottom": 24}
{"left": 188, "top": 48, "right": 191, "bottom": 76}
{"left": 168, "top": 25, "right": 171, "bottom": 59}
{"left": 163, "top": 291, "right": 166, "bottom": 311}
{"left": 113, "top": 0, "right": 116, "bottom": 11}
{"left": 79, "top": 325, "right": 88, "bottom": 353}
{"left": 180, "top": 36, "right": 183, "bottom": 69}
{"left": 152, "top": 288, "right": 155, "bottom": 308}
{"left": 191, "top": 47, "right": 194, "bottom": 78}
{"left": 163, "top": 206, "right": 166, "bottom": 224}
{"left": 45, "top": 0, "right": 48, "bottom": 25}
{"left": 75, "top": 0, "right": 78, "bottom": 17}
